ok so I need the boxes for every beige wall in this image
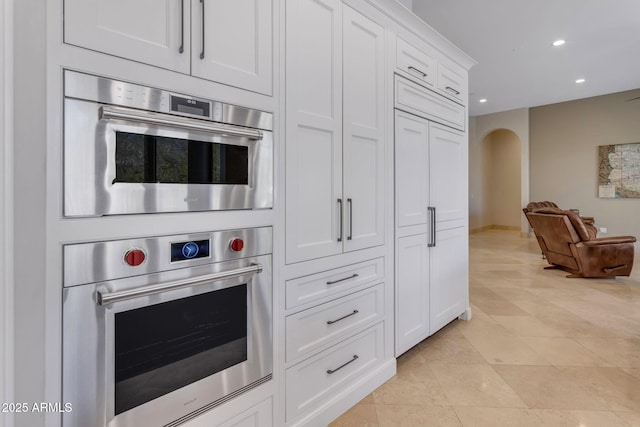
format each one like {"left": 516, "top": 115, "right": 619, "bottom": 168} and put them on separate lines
{"left": 487, "top": 130, "right": 521, "bottom": 228}
{"left": 530, "top": 89, "right": 640, "bottom": 239}
{"left": 469, "top": 108, "right": 529, "bottom": 232}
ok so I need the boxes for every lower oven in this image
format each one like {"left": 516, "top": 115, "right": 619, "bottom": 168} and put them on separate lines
{"left": 62, "top": 227, "right": 272, "bottom": 427}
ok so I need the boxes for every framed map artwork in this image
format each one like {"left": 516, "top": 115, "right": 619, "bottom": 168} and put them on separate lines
{"left": 598, "top": 143, "right": 640, "bottom": 198}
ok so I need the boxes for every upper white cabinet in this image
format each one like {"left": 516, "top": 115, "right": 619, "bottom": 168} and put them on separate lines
{"left": 285, "top": 1, "right": 385, "bottom": 264}
{"left": 64, "top": 0, "right": 273, "bottom": 95}
{"left": 395, "top": 36, "right": 467, "bottom": 106}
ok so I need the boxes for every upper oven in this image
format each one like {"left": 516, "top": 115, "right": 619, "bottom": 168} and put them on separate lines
{"left": 63, "top": 70, "right": 274, "bottom": 217}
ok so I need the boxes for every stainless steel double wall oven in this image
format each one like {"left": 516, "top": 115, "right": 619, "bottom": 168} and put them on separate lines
{"left": 62, "top": 227, "right": 273, "bottom": 427}
{"left": 63, "top": 70, "right": 273, "bottom": 217}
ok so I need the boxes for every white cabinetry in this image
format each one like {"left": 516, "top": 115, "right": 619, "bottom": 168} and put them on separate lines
{"left": 285, "top": 0, "right": 385, "bottom": 264}
{"left": 394, "top": 107, "right": 468, "bottom": 355}
{"left": 64, "top": 0, "right": 273, "bottom": 95}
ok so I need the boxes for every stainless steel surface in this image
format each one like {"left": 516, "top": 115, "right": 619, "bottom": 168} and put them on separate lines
{"left": 326, "top": 273, "right": 359, "bottom": 285}
{"left": 445, "top": 86, "right": 460, "bottom": 95}
{"left": 64, "top": 227, "right": 272, "bottom": 287}
{"left": 337, "top": 198, "right": 343, "bottom": 242}
{"left": 326, "top": 355, "right": 359, "bottom": 374}
{"left": 408, "top": 66, "right": 427, "bottom": 77}
{"left": 326, "top": 310, "right": 359, "bottom": 325}
{"left": 98, "top": 263, "right": 262, "bottom": 306}
{"left": 428, "top": 206, "right": 437, "bottom": 247}
{"left": 347, "top": 198, "right": 353, "bottom": 241}
{"left": 62, "top": 227, "right": 273, "bottom": 427}
{"left": 64, "top": 70, "right": 273, "bottom": 130}
{"left": 63, "top": 71, "right": 274, "bottom": 217}
{"left": 200, "top": 0, "right": 205, "bottom": 59}
{"left": 179, "top": 0, "right": 185, "bottom": 54}
{"left": 100, "top": 105, "right": 263, "bottom": 140}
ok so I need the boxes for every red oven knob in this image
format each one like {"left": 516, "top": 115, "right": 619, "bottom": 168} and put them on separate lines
{"left": 230, "top": 238, "right": 245, "bottom": 252}
{"left": 124, "top": 249, "right": 146, "bottom": 266}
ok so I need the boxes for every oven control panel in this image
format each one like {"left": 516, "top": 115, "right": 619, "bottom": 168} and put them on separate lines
{"left": 63, "top": 227, "right": 272, "bottom": 287}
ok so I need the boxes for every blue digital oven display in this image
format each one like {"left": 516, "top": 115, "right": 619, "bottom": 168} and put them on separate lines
{"left": 170, "top": 240, "right": 210, "bottom": 262}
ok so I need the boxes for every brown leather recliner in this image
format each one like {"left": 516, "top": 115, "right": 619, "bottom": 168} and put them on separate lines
{"left": 523, "top": 201, "right": 597, "bottom": 238}
{"left": 525, "top": 207, "right": 636, "bottom": 278}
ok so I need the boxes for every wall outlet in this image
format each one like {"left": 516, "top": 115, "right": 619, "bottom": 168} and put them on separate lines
{"left": 599, "top": 227, "right": 607, "bottom": 233}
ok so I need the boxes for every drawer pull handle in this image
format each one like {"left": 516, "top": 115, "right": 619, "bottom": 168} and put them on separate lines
{"left": 326, "top": 273, "right": 359, "bottom": 285}
{"left": 445, "top": 86, "right": 461, "bottom": 95}
{"left": 327, "top": 355, "right": 359, "bottom": 375}
{"left": 408, "top": 66, "right": 427, "bottom": 78}
{"left": 327, "top": 310, "right": 359, "bottom": 325}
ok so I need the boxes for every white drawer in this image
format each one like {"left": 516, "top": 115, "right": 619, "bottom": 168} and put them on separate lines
{"left": 396, "top": 37, "right": 436, "bottom": 87}
{"left": 285, "top": 323, "right": 384, "bottom": 422}
{"left": 285, "top": 258, "right": 384, "bottom": 311}
{"left": 395, "top": 76, "right": 465, "bottom": 131}
{"left": 286, "top": 284, "right": 384, "bottom": 363}
{"left": 437, "top": 62, "right": 467, "bottom": 104}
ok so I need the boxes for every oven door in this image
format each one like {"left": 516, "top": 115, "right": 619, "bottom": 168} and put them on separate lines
{"left": 63, "top": 99, "right": 273, "bottom": 217}
{"left": 62, "top": 255, "right": 272, "bottom": 427}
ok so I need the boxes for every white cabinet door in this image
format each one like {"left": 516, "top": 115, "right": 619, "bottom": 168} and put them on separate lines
{"left": 64, "top": 0, "right": 189, "bottom": 73}
{"left": 429, "top": 123, "right": 466, "bottom": 226}
{"left": 191, "top": 0, "right": 273, "bottom": 95}
{"left": 396, "top": 233, "right": 430, "bottom": 355}
{"left": 343, "top": 6, "right": 385, "bottom": 252}
{"left": 395, "top": 111, "right": 429, "bottom": 228}
{"left": 285, "top": 0, "right": 343, "bottom": 263}
{"left": 430, "top": 226, "right": 467, "bottom": 334}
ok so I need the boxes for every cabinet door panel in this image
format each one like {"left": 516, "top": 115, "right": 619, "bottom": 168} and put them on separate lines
{"left": 395, "top": 112, "right": 429, "bottom": 227}
{"left": 396, "top": 234, "right": 430, "bottom": 355}
{"left": 343, "top": 6, "right": 385, "bottom": 252}
{"left": 430, "top": 226, "right": 467, "bottom": 334}
{"left": 65, "top": 0, "right": 189, "bottom": 73}
{"left": 430, "top": 124, "right": 466, "bottom": 225}
{"left": 191, "top": 0, "right": 273, "bottom": 95}
{"left": 285, "top": 0, "right": 343, "bottom": 263}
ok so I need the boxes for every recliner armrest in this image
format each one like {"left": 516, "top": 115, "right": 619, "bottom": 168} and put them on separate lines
{"left": 581, "top": 216, "right": 595, "bottom": 225}
{"left": 582, "top": 236, "right": 637, "bottom": 246}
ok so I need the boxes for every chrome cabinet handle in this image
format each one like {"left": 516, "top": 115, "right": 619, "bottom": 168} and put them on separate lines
{"left": 326, "top": 273, "right": 359, "bottom": 285}
{"left": 200, "top": 0, "right": 205, "bottom": 59}
{"left": 445, "top": 86, "right": 461, "bottom": 95}
{"left": 337, "top": 198, "right": 343, "bottom": 242}
{"left": 179, "top": 0, "right": 185, "bottom": 53}
{"left": 347, "top": 198, "right": 353, "bottom": 241}
{"left": 408, "top": 66, "right": 427, "bottom": 78}
{"left": 100, "top": 106, "right": 263, "bottom": 140}
{"left": 428, "top": 206, "right": 436, "bottom": 247}
{"left": 97, "top": 263, "right": 262, "bottom": 306}
{"left": 327, "top": 355, "right": 359, "bottom": 375}
{"left": 326, "top": 310, "right": 359, "bottom": 325}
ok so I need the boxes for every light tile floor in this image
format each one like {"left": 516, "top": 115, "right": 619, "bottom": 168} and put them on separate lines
{"left": 330, "top": 229, "right": 640, "bottom": 427}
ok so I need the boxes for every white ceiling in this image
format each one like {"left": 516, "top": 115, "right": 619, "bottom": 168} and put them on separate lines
{"left": 409, "top": 0, "right": 640, "bottom": 116}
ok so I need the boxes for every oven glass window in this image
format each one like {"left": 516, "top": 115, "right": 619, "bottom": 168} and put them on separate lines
{"left": 114, "top": 132, "right": 249, "bottom": 185}
{"left": 114, "top": 285, "right": 248, "bottom": 415}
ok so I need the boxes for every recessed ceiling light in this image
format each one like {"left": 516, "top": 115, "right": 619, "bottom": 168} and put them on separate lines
{"left": 479, "top": 98, "right": 487, "bottom": 103}
{"left": 552, "top": 39, "right": 566, "bottom": 47}
{"left": 575, "top": 78, "right": 585, "bottom": 84}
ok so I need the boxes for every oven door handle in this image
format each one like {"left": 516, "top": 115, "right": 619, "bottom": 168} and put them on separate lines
{"left": 97, "top": 263, "right": 263, "bottom": 306}
{"left": 100, "top": 105, "right": 264, "bottom": 140}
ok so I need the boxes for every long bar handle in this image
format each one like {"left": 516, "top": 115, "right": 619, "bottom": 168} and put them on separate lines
{"left": 408, "top": 66, "right": 427, "bottom": 78}
{"left": 200, "top": 0, "right": 205, "bottom": 59}
{"left": 326, "top": 273, "right": 359, "bottom": 285}
{"left": 327, "top": 355, "right": 359, "bottom": 375}
{"left": 97, "top": 263, "right": 262, "bottom": 306}
{"left": 327, "top": 310, "right": 359, "bottom": 325}
{"left": 337, "top": 199, "right": 343, "bottom": 242}
{"left": 100, "top": 106, "right": 263, "bottom": 140}
{"left": 179, "top": 0, "right": 185, "bottom": 53}
{"left": 445, "top": 86, "right": 461, "bottom": 95}
{"left": 428, "top": 207, "right": 436, "bottom": 247}
{"left": 347, "top": 198, "right": 353, "bottom": 241}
